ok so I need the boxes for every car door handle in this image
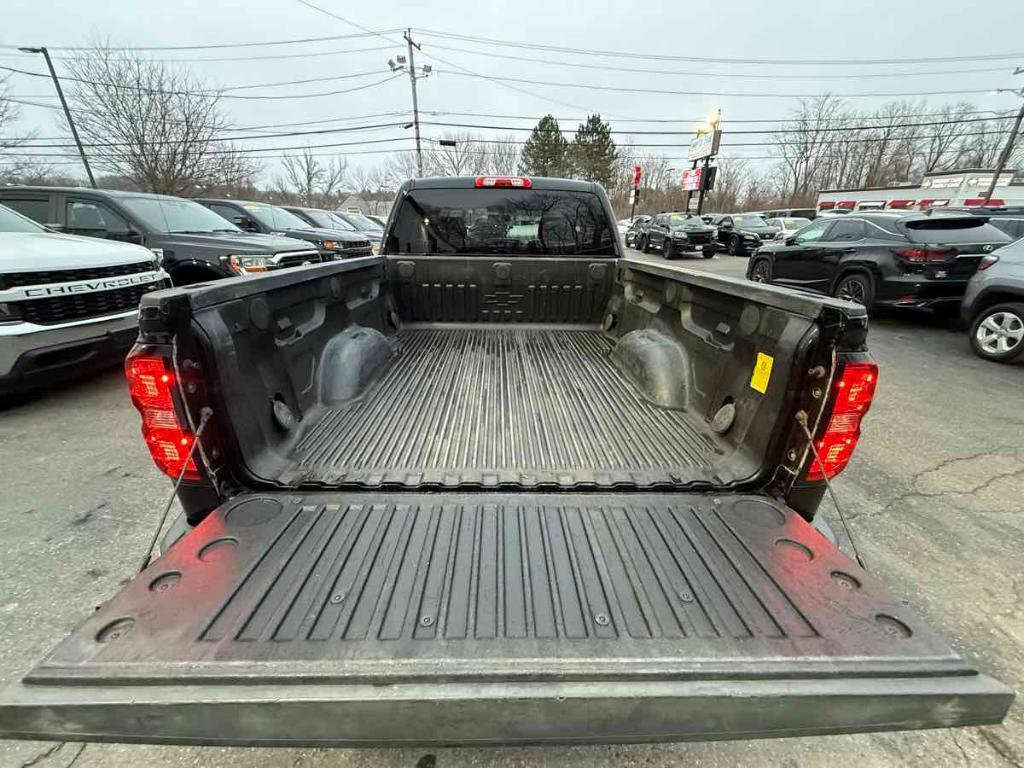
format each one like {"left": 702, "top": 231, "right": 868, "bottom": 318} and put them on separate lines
{"left": 838, "top": 247, "right": 856, "bottom": 253}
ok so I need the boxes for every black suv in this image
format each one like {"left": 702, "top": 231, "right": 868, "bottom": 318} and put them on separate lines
{"left": 0, "top": 187, "right": 321, "bottom": 285}
{"left": 746, "top": 212, "right": 1011, "bottom": 311}
{"left": 707, "top": 213, "right": 779, "bottom": 256}
{"left": 636, "top": 212, "right": 716, "bottom": 258}
{"left": 196, "top": 199, "right": 373, "bottom": 260}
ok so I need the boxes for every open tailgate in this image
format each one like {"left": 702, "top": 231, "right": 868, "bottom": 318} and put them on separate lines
{"left": 0, "top": 492, "right": 1010, "bottom": 746}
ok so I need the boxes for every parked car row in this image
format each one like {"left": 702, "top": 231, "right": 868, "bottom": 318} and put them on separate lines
{"left": 743, "top": 210, "right": 1022, "bottom": 363}
{"left": 0, "top": 185, "right": 389, "bottom": 398}
{"left": 0, "top": 187, "right": 381, "bottom": 287}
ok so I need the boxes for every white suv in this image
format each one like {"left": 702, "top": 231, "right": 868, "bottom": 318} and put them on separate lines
{"left": 0, "top": 204, "right": 168, "bottom": 398}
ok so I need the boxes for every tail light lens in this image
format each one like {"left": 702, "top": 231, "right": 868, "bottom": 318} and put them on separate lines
{"left": 978, "top": 254, "right": 1000, "bottom": 271}
{"left": 125, "top": 349, "right": 200, "bottom": 481}
{"left": 474, "top": 176, "right": 532, "bottom": 188}
{"left": 893, "top": 247, "right": 957, "bottom": 263}
{"left": 805, "top": 361, "right": 878, "bottom": 481}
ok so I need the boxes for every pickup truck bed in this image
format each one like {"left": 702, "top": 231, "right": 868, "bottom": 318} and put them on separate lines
{"left": 290, "top": 326, "right": 718, "bottom": 487}
{"left": 0, "top": 178, "right": 1010, "bottom": 745}
{"left": 1, "top": 491, "right": 1009, "bottom": 745}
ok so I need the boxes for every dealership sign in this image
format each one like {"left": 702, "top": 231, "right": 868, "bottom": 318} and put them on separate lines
{"left": 681, "top": 167, "right": 704, "bottom": 192}
{"left": 688, "top": 129, "right": 721, "bottom": 161}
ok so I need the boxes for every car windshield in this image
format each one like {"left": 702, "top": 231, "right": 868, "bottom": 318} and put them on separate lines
{"left": 244, "top": 204, "right": 312, "bottom": 231}
{"left": 781, "top": 217, "right": 811, "bottom": 229}
{"left": 324, "top": 212, "right": 357, "bottom": 231}
{"left": 341, "top": 212, "right": 382, "bottom": 231}
{"left": 734, "top": 215, "right": 770, "bottom": 228}
{"left": 120, "top": 197, "right": 240, "bottom": 234}
{"left": 387, "top": 188, "right": 616, "bottom": 256}
{"left": 0, "top": 204, "right": 45, "bottom": 233}
{"left": 668, "top": 214, "right": 704, "bottom": 226}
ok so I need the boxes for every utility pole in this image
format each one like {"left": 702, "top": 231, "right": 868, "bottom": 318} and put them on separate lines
{"left": 19, "top": 45, "right": 96, "bottom": 188}
{"left": 404, "top": 29, "right": 424, "bottom": 177}
{"left": 982, "top": 68, "right": 1024, "bottom": 203}
{"left": 388, "top": 30, "right": 431, "bottom": 178}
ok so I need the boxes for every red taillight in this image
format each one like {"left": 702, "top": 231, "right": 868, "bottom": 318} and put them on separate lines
{"left": 892, "top": 247, "right": 956, "bottom": 263}
{"left": 805, "top": 361, "right": 878, "bottom": 482}
{"left": 474, "top": 176, "right": 532, "bottom": 188}
{"left": 978, "top": 254, "right": 1000, "bottom": 271}
{"left": 963, "top": 198, "right": 1004, "bottom": 207}
{"left": 125, "top": 350, "right": 200, "bottom": 481}
{"left": 818, "top": 201, "right": 836, "bottom": 210}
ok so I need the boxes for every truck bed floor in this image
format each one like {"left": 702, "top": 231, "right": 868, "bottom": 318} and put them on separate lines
{"left": 290, "top": 327, "right": 721, "bottom": 488}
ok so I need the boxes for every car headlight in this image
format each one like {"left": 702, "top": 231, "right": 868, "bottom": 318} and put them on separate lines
{"left": 371, "top": 242, "right": 380, "bottom": 255}
{"left": 0, "top": 302, "right": 21, "bottom": 324}
{"left": 744, "top": 234, "right": 758, "bottom": 241}
{"left": 224, "top": 254, "right": 270, "bottom": 275}
{"left": 321, "top": 240, "right": 340, "bottom": 251}
{"left": 149, "top": 248, "right": 164, "bottom": 269}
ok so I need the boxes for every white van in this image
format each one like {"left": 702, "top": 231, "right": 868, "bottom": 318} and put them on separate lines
{"left": 0, "top": 203, "right": 168, "bottom": 397}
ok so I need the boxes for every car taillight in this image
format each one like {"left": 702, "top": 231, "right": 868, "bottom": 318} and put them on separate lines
{"left": 892, "top": 247, "right": 956, "bottom": 263}
{"left": 978, "top": 254, "right": 1000, "bottom": 271}
{"left": 474, "top": 176, "right": 532, "bottom": 188}
{"left": 805, "top": 361, "right": 878, "bottom": 482}
{"left": 125, "top": 349, "right": 200, "bottom": 481}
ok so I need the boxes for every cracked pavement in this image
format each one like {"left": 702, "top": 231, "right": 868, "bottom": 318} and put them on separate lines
{"left": 0, "top": 254, "right": 1021, "bottom": 767}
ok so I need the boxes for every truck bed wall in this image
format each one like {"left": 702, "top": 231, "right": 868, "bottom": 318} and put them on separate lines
{"left": 180, "top": 257, "right": 822, "bottom": 492}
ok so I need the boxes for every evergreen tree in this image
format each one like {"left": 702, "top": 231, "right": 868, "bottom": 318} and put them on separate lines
{"left": 520, "top": 114, "right": 569, "bottom": 177}
{"left": 568, "top": 114, "right": 617, "bottom": 188}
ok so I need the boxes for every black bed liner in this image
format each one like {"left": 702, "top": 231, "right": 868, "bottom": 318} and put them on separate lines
{"left": 285, "top": 326, "right": 721, "bottom": 488}
{"left": 0, "top": 491, "right": 1010, "bottom": 745}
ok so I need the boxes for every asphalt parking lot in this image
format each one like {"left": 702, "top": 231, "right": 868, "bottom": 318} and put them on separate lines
{"left": 1, "top": 250, "right": 1021, "bottom": 768}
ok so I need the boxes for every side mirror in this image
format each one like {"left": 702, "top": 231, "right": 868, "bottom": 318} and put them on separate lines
{"left": 785, "top": 236, "right": 797, "bottom": 246}
{"left": 721, "top": 222, "right": 733, "bottom": 229}
{"left": 109, "top": 228, "right": 144, "bottom": 245}
{"left": 233, "top": 215, "right": 259, "bottom": 233}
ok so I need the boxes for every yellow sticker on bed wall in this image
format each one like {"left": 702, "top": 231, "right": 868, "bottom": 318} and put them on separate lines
{"left": 750, "top": 352, "right": 773, "bottom": 394}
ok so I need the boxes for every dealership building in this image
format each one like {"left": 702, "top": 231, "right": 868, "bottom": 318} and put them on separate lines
{"left": 815, "top": 168, "right": 1022, "bottom": 213}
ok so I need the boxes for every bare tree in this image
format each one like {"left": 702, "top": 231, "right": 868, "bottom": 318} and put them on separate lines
{"left": 62, "top": 42, "right": 259, "bottom": 194}
{"left": 428, "top": 132, "right": 489, "bottom": 176}
{"left": 276, "top": 147, "right": 347, "bottom": 206}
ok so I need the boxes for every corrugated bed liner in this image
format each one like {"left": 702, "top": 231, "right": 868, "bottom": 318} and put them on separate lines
{"left": 288, "top": 327, "right": 722, "bottom": 488}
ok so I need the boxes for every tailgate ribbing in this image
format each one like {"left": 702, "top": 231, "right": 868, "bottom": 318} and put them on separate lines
{"left": 5, "top": 492, "right": 1011, "bottom": 746}
{"left": 287, "top": 328, "right": 719, "bottom": 488}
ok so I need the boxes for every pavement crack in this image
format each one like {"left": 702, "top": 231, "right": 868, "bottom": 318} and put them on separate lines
{"left": 952, "top": 732, "right": 972, "bottom": 766}
{"left": 979, "top": 728, "right": 1024, "bottom": 768}
{"left": 17, "top": 742, "right": 63, "bottom": 768}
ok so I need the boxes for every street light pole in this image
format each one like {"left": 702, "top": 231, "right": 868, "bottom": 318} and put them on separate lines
{"left": 20, "top": 46, "right": 96, "bottom": 188}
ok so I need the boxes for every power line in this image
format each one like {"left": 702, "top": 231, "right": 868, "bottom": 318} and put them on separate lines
{"left": 422, "top": 114, "right": 1016, "bottom": 136}
{"left": 17, "top": 121, "right": 408, "bottom": 149}
{"left": 419, "top": 108, "right": 1016, "bottom": 124}
{"left": 423, "top": 41, "right": 1018, "bottom": 80}
{"left": 292, "top": 0, "right": 607, "bottom": 116}
{"left": 20, "top": 111, "right": 412, "bottom": 142}
{"left": 0, "top": 30, "right": 404, "bottom": 53}
{"left": 421, "top": 128, "right": 1007, "bottom": 149}
{"left": 417, "top": 29, "right": 1024, "bottom": 67}
{"left": 16, "top": 135, "right": 416, "bottom": 159}
{"left": 433, "top": 69, "right": 995, "bottom": 99}
{"left": 0, "top": 64, "right": 404, "bottom": 100}
{"left": 0, "top": 44, "right": 394, "bottom": 64}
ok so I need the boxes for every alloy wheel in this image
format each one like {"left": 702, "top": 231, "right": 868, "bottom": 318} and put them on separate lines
{"left": 976, "top": 310, "right": 1024, "bottom": 355}
{"left": 837, "top": 277, "right": 867, "bottom": 304}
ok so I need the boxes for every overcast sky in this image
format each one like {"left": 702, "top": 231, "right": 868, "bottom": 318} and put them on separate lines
{"left": 2, "top": 0, "right": 1023, "bottom": 183}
